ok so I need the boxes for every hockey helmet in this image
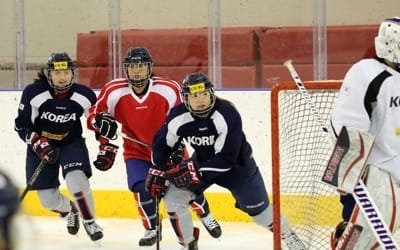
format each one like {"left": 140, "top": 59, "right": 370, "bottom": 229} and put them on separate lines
{"left": 47, "top": 52, "right": 75, "bottom": 92}
{"left": 181, "top": 72, "right": 216, "bottom": 117}
{"left": 375, "top": 17, "right": 400, "bottom": 66}
{"left": 123, "top": 47, "right": 153, "bottom": 88}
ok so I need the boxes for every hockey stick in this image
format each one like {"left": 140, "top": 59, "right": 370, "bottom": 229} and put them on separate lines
{"left": 19, "top": 159, "right": 47, "bottom": 202}
{"left": 283, "top": 59, "right": 398, "bottom": 249}
{"left": 118, "top": 132, "right": 151, "bottom": 148}
{"left": 155, "top": 191, "right": 162, "bottom": 250}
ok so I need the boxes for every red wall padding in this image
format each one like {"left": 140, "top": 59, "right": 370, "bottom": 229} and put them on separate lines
{"left": 76, "top": 25, "right": 378, "bottom": 89}
{"left": 78, "top": 65, "right": 258, "bottom": 89}
{"left": 77, "top": 27, "right": 261, "bottom": 67}
{"left": 257, "top": 25, "right": 378, "bottom": 64}
{"left": 260, "top": 64, "right": 353, "bottom": 88}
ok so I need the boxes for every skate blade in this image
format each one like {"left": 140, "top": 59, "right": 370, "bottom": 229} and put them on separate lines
{"left": 93, "top": 239, "right": 102, "bottom": 247}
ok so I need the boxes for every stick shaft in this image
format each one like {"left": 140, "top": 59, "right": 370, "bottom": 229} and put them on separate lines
{"left": 19, "top": 159, "right": 47, "bottom": 202}
{"left": 119, "top": 132, "right": 151, "bottom": 147}
{"left": 155, "top": 192, "right": 161, "bottom": 250}
{"left": 283, "top": 60, "right": 328, "bottom": 133}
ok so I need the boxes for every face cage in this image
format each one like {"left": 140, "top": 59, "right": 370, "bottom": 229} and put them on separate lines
{"left": 47, "top": 69, "right": 74, "bottom": 93}
{"left": 375, "top": 19, "right": 400, "bottom": 65}
{"left": 183, "top": 89, "right": 216, "bottom": 117}
{"left": 124, "top": 63, "right": 152, "bottom": 88}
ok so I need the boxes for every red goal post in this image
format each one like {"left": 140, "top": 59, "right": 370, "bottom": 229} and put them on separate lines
{"left": 270, "top": 80, "right": 342, "bottom": 250}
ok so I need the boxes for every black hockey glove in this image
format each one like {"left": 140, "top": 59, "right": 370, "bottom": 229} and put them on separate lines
{"left": 93, "top": 142, "right": 119, "bottom": 171}
{"left": 167, "top": 159, "right": 201, "bottom": 188}
{"left": 30, "top": 132, "right": 59, "bottom": 164}
{"left": 94, "top": 112, "right": 118, "bottom": 140}
{"left": 145, "top": 167, "right": 169, "bottom": 198}
{"left": 170, "top": 142, "right": 185, "bottom": 164}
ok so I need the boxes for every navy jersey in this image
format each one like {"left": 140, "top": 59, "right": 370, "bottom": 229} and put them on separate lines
{"left": 152, "top": 98, "right": 254, "bottom": 182}
{"left": 14, "top": 80, "right": 96, "bottom": 146}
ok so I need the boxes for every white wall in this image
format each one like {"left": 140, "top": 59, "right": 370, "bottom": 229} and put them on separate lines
{"left": 1, "top": 0, "right": 399, "bottom": 62}
{"left": 0, "top": 90, "right": 272, "bottom": 192}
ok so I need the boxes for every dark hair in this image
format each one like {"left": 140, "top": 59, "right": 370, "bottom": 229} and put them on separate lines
{"left": 33, "top": 68, "right": 48, "bottom": 83}
{"left": 215, "top": 96, "right": 235, "bottom": 107}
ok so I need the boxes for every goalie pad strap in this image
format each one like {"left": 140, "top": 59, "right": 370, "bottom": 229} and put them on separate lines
{"left": 335, "top": 223, "right": 363, "bottom": 250}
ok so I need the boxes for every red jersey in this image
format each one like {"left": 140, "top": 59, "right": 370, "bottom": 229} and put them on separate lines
{"left": 88, "top": 76, "right": 182, "bottom": 162}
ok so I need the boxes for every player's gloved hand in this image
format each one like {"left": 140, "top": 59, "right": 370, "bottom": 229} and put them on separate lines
{"left": 170, "top": 142, "right": 185, "bottom": 164}
{"left": 145, "top": 168, "right": 169, "bottom": 198}
{"left": 93, "top": 142, "right": 119, "bottom": 171}
{"left": 167, "top": 159, "right": 201, "bottom": 188}
{"left": 94, "top": 112, "right": 118, "bottom": 140}
{"left": 30, "top": 133, "right": 59, "bottom": 164}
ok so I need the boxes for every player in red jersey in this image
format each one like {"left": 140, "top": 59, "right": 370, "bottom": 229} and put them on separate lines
{"left": 87, "top": 47, "right": 221, "bottom": 246}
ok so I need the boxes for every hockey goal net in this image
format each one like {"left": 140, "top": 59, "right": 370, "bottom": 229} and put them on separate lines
{"left": 270, "top": 81, "right": 342, "bottom": 250}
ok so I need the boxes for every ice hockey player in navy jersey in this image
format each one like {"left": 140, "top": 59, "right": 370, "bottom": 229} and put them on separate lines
{"left": 14, "top": 52, "right": 103, "bottom": 242}
{"left": 147, "top": 72, "right": 306, "bottom": 250}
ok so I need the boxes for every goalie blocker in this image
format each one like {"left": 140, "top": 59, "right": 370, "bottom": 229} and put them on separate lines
{"left": 322, "top": 126, "right": 375, "bottom": 194}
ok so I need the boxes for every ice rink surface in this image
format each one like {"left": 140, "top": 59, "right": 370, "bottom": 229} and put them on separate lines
{"left": 13, "top": 215, "right": 273, "bottom": 250}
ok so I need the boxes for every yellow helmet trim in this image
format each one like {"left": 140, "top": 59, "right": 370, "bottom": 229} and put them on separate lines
{"left": 188, "top": 82, "right": 206, "bottom": 94}
{"left": 53, "top": 61, "right": 69, "bottom": 70}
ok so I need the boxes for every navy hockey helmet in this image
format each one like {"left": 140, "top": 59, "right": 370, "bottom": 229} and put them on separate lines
{"left": 181, "top": 72, "right": 216, "bottom": 117}
{"left": 47, "top": 52, "right": 75, "bottom": 92}
{"left": 123, "top": 47, "right": 153, "bottom": 88}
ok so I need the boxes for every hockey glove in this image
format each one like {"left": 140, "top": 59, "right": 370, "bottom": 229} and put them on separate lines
{"left": 31, "top": 133, "right": 59, "bottom": 164}
{"left": 94, "top": 112, "right": 118, "bottom": 140}
{"left": 145, "top": 168, "right": 169, "bottom": 198}
{"left": 93, "top": 143, "right": 119, "bottom": 171}
{"left": 170, "top": 142, "right": 185, "bottom": 164}
{"left": 167, "top": 159, "right": 201, "bottom": 188}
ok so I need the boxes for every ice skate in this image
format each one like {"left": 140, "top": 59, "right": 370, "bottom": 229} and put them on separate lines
{"left": 200, "top": 213, "right": 222, "bottom": 238}
{"left": 282, "top": 229, "right": 306, "bottom": 250}
{"left": 181, "top": 240, "right": 198, "bottom": 250}
{"left": 138, "top": 213, "right": 163, "bottom": 246}
{"left": 139, "top": 229, "right": 158, "bottom": 246}
{"left": 63, "top": 201, "right": 79, "bottom": 235}
{"left": 180, "top": 227, "right": 199, "bottom": 250}
{"left": 83, "top": 220, "right": 103, "bottom": 241}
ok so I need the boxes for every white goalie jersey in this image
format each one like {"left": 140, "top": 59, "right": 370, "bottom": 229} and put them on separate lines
{"left": 331, "top": 58, "right": 400, "bottom": 183}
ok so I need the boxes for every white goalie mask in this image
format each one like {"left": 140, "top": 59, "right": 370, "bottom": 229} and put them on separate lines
{"left": 375, "top": 17, "right": 400, "bottom": 65}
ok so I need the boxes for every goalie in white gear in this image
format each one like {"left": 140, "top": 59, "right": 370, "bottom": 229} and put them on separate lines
{"left": 330, "top": 17, "right": 400, "bottom": 249}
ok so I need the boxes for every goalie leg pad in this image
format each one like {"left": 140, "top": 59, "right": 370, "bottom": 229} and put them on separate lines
{"left": 351, "top": 166, "right": 400, "bottom": 249}
{"left": 322, "top": 126, "right": 375, "bottom": 193}
{"left": 334, "top": 167, "right": 399, "bottom": 250}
